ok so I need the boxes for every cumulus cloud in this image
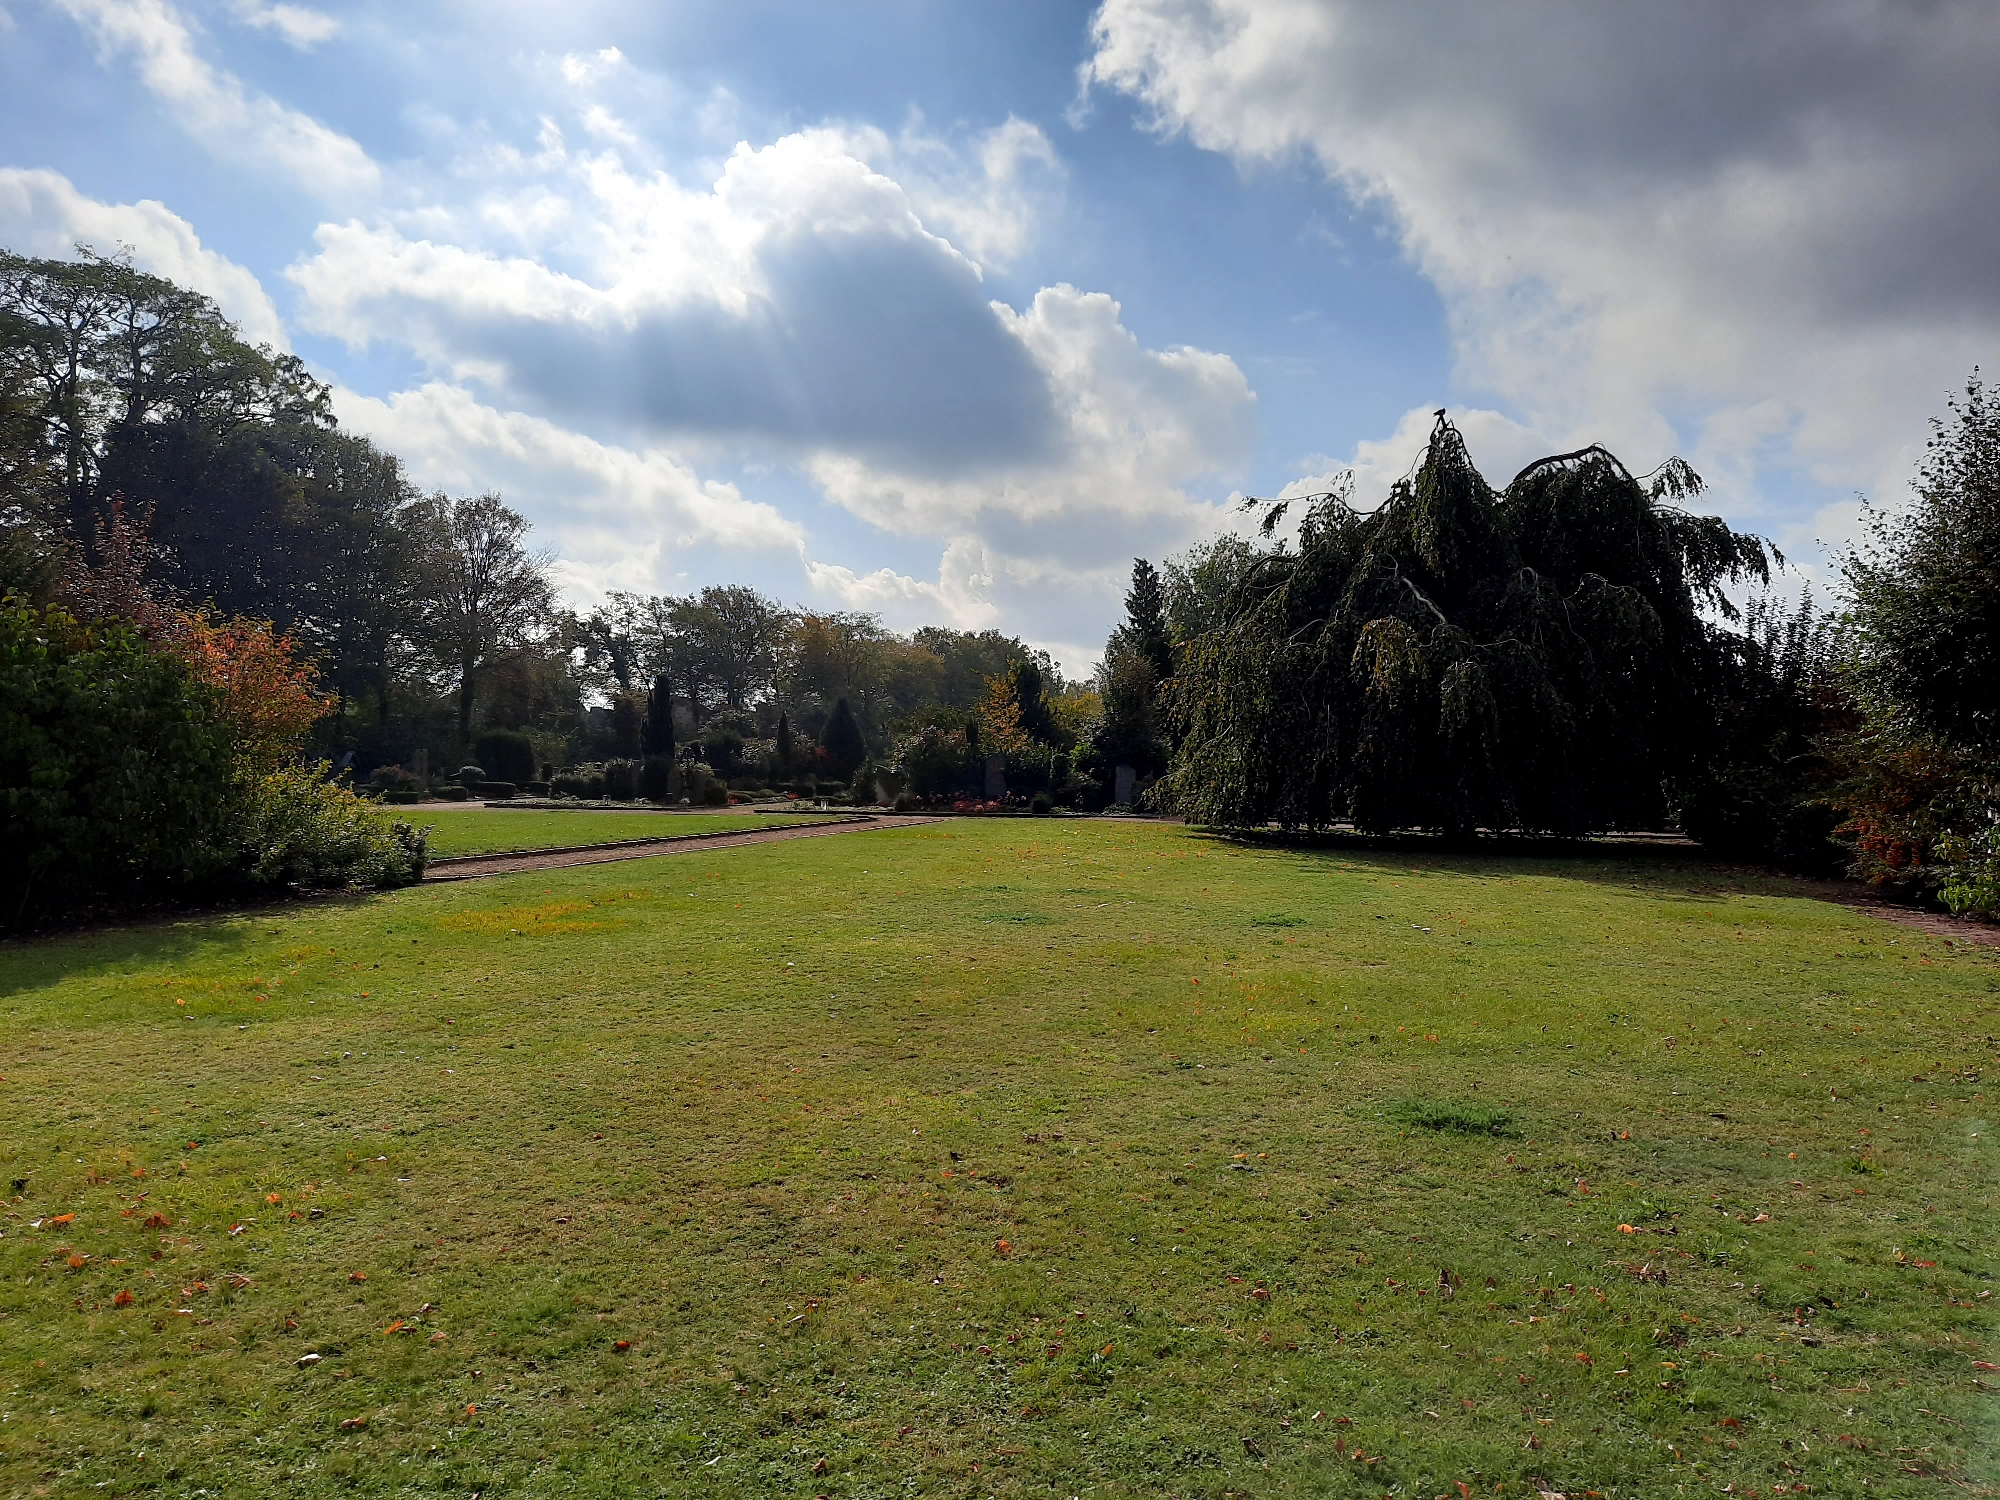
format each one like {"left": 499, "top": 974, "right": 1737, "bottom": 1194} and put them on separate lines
{"left": 54, "top": 0, "right": 376, "bottom": 197}
{"left": 808, "top": 283, "right": 1252, "bottom": 540}
{"left": 288, "top": 131, "right": 1060, "bottom": 474}
{"left": 0, "top": 167, "right": 287, "bottom": 346}
{"left": 333, "top": 381, "right": 804, "bottom": 605}
{"left": 231, "top": 1, "right": 337, "bottom": 49}
{"left": 283, "top": 106, "right": 1250, "bottom": 660}
{"left": 822, "top": 116, "right": 1064, "bottom": 271}
{"left": 1084, "top": 0, "right": 2000, "bottom": 523}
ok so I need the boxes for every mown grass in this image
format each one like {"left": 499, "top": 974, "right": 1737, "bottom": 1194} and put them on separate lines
{"left": 1, "top": 819, "right": 1995, "bottom": 1499}
{"left": 415, "top": 808, "right": 812, "bottom": 858}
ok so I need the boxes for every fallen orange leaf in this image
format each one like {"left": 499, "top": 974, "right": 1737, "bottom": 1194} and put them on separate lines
{"left": 46, "top": 1212, "right": 75, "bottom": 1227}
{"left": 349, "top": 1271, "right": 368, "bottom": 1282}
{"left": 113, "top": 1289, "right": 134, "bottom": 1307}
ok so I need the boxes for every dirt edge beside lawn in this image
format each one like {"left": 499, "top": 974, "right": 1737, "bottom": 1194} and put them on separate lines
{"left": 420, "top": 814, "right": 942, "bottom": 880}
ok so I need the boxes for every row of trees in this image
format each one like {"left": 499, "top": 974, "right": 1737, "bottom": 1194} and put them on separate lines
{"left": 6, "top": 244, "right": 1990, "bottom": 915}
{"left": 0, "top": 248, "right": 1086, "bottom": 788}
{"left": 1092, "top": 389, "right": 1998, "bottom": 916}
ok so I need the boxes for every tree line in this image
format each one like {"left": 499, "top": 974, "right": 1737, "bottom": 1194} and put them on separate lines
{"left": 4, "top": 245, "right": 1993, "bottom": 920}
{"left": 0, "top": 247, "right": 1085, "bottom": 790}
{"left": 1097, "top": 397, "right": 1998, "bottom": 918}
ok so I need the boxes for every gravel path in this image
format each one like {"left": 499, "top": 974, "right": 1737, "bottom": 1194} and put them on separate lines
{"left": 421, "top": 813, "right": 941, "bottom": 881}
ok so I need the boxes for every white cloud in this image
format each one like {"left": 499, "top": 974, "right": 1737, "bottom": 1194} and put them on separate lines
{"left": 1085, "top": 0, "right": 2000, "bottom": 523}
{"left": 816, "top": 116, "right": 1064, "bottom": 271}
{"left": 0, "top": 168, "right": 287, "bottom": 346}
{"left": 55, "top": 0, "right": 377, "bottom": 197}
{"left": 559, "top": 47, "right": 624, "bottom": 87}
{"left": 286, "top": 128, "right": 1071, "bottom": 477}
{"left": 333, "top": 381, "right": 804, "bottom": 606}
{"left": 804, "top": 537, "right": 1001, "bottom": 631}
{"left": 232, "top": 1, "right": 337, "bottom": 49}
{"left": 805, "top": 283, "right": 1253, "bottom": 541}
{"left": 284, "top": 107, "right": 1250, "bottom": 654}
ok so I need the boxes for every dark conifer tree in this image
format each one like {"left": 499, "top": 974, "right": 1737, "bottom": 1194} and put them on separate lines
{"left": 819, "top": 696, "right": 865, "bottom": 779}
{"left": 643, "top": 673, "right": 675, "bottom": 758}
{"left": 1122, "top": 558, "right": 1173, "bottom": 683}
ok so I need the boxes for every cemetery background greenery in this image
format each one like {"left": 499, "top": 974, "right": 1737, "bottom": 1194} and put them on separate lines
{"left": 6, "top": 247, "right": 1999, "bottom": 928}
{"left": 3, "top": 818, "right": 1996, "bottom": 1498}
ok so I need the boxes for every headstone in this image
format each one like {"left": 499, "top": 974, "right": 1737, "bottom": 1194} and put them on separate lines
{"left": 1114, "top": 764, "right": 1136, "bottom": 808}
{"left": 984, "top": 753, "right": 1007, "bottom": 799}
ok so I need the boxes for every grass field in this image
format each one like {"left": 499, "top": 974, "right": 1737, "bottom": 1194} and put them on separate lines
{"left": 2, "top": 819, "right": 1995, "bottom": 1498}
{"left": 413, "top": 808, "right": 814, "bottom": 858}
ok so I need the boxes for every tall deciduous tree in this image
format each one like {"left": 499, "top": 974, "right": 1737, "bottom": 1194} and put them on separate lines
{"left": 403, "top": 493, "right": 555, "bottom": 739}
{"left": 1843, "top": 372, "right": 2000, "bottom": 758}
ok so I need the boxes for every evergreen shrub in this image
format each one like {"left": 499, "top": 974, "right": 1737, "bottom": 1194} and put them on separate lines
{"left": 474, "top": 730, "right": 536, "bottom": 786}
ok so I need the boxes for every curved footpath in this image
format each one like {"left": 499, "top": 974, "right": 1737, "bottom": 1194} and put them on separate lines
{"left": 421, "top": 813, "right": 940, "bottom": 881}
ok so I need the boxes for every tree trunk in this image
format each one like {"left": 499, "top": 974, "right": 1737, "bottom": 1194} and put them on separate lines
{"left": 458, "top": 661, "right": 476, "bottom": 740}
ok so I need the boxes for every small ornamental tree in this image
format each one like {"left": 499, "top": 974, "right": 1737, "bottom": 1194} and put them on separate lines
{"left": 819, "top": 696, "right": 866, "bottom": 780}
{"left": 610, "top": 693, "right": 643, "bottom": 758}
{"left": 473, "top": 729, "right": 536, "bottom": 786}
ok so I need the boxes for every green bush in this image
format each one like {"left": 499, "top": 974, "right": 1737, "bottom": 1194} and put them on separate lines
{"left": 1, "top": 601, "right": 239, "bottom": 923}
{"left": 701, "top": 780, "right": 728, "bottom": 806}
{"left": 473, "top": 780, "right": 517, "bottom": 799}
{"left": 474, "top": 730, "right": 536, "bottom": 786}
{"left": 1939, "top": 822, "right": 2000, "bottom": 919}
{"left": 0, "top": 601, "right": 428, "bottom": 923}
{"left": 603, "top": 759, "right": 641, "bottom": 800}
{"left": 551, "top": 768, "right": 603, "bottom": 799}
{"left": 641, "top": 755, "right": 677, "bottom": 802}
{"left": 436, "top": 785, "right": 469, "bottom": 802}
{"left": 234, "top": 763, "right": 427, "bottom": 889}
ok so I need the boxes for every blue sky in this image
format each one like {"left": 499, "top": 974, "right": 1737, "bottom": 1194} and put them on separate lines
{"left": 4, "top": 1, "right": 1994, "bottom": 671}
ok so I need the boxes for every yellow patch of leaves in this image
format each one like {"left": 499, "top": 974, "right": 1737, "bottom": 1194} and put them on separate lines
{"left": 436, "top": 890, "right": 651, "bottom": 937}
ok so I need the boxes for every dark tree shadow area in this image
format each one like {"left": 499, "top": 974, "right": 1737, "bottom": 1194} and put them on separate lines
{"left": 0, "top": 887, "right": 381, "bottom": 1000}
{"left": 1185, "top": 825, "right": 1997, "bottom": 942}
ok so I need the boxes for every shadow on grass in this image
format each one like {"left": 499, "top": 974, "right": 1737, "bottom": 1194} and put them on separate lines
{"left": 1185, "top": 824, "right": 1865, "bottom": 910}
{"left": 0, "top": 885, "right": 383, "bottom": 999}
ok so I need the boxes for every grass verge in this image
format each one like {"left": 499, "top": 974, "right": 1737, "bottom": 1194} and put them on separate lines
{"left": 1, "top": 820, "right": 1995, "bottom": 1497}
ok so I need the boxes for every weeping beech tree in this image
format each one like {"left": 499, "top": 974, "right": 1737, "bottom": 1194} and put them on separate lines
{"left": 1163, "top": 414, "right": 1776, "bottom": 836}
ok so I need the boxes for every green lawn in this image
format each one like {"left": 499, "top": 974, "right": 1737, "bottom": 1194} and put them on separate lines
{"left": 2, "top": 820, "right": 1995, "bottom": 1498}
{"left": 412, "top": 808, "right": 814, "bottom": 858}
